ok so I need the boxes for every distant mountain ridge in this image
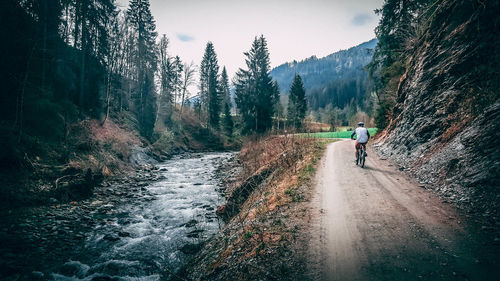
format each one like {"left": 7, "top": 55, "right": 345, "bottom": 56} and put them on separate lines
{"left": 270, "top": 39, "right": 377, "bottom": 110}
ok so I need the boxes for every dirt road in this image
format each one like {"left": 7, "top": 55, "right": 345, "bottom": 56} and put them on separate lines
{"left": 307, "top": 140, "right": 499, "bottom": 281}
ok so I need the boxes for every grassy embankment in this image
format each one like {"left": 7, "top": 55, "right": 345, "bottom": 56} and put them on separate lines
{"left": 184, "top": 136, "right": 336, "bottom": 280}
{"left": 300, "top": 128, "right": 378, "bottom": 139}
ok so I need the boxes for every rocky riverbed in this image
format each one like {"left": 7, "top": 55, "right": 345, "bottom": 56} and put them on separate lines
{"left": 0, "top": 152, "right": 236, "bottom": 281}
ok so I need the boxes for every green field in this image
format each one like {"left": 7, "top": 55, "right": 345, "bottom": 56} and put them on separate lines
{"left": 300, "top": 128, "right": 378, "bottom": 139}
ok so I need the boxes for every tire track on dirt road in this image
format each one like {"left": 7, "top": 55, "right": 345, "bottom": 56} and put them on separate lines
{"left": 307, "top": 140, "right": 499, "bottom": 281}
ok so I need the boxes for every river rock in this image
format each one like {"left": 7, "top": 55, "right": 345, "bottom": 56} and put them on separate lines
{"left": 184, "top": 219, "right": 198, "bottom": 228}
{"left": 103, "top": 233, "right": 120, "bottom": 242}
{"left": 180, "top": 243, "right": 203, "bottom": 254}
{"left": 216, "top": 205, "right": 226, "bottom": 217}
{"left": 30, "top": 271, "right": 44, "bottom": 279}
{"left": 118, "top": 231, "right": 130, "bottom": 237}
{"left": 187, "top": 229, "right": 204, "bottom": 238}
{"left": 90, "top": 276, "right": 115, "bottom": 281}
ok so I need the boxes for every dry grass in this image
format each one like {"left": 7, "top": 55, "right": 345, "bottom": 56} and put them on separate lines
{"left": 238, "top": 135, "right": 316, "bottom": 179}
{"left": 304, "top": 121, "right": 331, "bottom": 132}
{"left": 236, "top": 136, "right": 328, "bottom": 222}
{"left": 66, "top": 119, "right": 141, "bottom": 175}
{"left": 190, "top": 135, "right": 333, "bottom": 280}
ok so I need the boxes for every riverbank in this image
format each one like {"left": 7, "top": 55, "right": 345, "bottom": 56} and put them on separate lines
{"left": 182, "top": 136, "right": 332, "bottom": 280}
{"left": 0, "top": 110, "right": 240, "bottom": 210}
{"left": 0, "top": 152, "right": 235, "bottom": 280}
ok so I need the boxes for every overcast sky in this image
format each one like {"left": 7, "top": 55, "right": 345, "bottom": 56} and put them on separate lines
{"left": 117, "top": 0, "right": 383, "bottom": 78}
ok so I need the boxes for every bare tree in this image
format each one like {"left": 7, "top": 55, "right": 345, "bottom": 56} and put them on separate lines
{"left": 180, "top": 62, "right": 197, "bottom": 116}
{"left": 102, "top": 10, "right": 121, "bottom": 125}
{"left": 157, "top": 35, "right": 172, "bottom": 126}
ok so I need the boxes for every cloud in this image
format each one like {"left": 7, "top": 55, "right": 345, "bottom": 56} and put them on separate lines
{"left": 351, "top": 13, "right": 373, "bottom": 26}
{"left": 176, "top": 33, "right": 195, "bottom": 42}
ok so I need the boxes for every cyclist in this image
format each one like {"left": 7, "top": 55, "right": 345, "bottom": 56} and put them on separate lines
{"left": 350, "top": 122, "right": 370, "bottom": 163}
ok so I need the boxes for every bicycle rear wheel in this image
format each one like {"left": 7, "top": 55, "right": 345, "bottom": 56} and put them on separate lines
{"left": 360, "top": 148, "right": 366, "bottom": 168}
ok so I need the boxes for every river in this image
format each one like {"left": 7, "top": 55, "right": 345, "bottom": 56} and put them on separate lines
{"left": 0, "top": 152, "right": 236, "bottom": 281}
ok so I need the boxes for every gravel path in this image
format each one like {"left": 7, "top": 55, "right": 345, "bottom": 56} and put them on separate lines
{"left": 307, "top": 140, "right": 499, "bottom": 281}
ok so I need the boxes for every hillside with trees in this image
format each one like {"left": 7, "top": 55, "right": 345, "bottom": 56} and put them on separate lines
{"left": 1, "top": 1, "right": 499, "bottom": 280}
{"left": 0, "top": 0, "right": 246, "bottom": 207}
{"left": 270, "top": 39, "right": 377, "bottom": 117}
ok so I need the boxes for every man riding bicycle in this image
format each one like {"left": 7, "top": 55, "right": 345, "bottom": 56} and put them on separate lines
{"left": 351, "top": 122, "right": 370, "bottom": 163}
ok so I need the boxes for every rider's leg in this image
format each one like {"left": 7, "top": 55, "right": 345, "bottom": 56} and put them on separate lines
{"left": 355, "top": 142, "right": 359, "bottom": 160}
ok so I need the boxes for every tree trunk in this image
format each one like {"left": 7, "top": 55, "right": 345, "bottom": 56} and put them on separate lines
{"left": 73, "top": 3, "right": 79, "bottom": 49}
{"left": 79, "top": 15, "right": 87, "bottom": 116}
{"left": 101, "top": 69, "right": 112, "bottom": 126}
{"left": 16, "top": 43, "right": 37, "bottom": 142}
{"left": 79, "top": 47, "right": 86, "bottom": 114}
{"left": 41, "top": 0, "right": 48, "bottom": 95}
{"left": 255, "top": 108, "right": 258, "bottom": 132}
{"left": 180, "top": 88, "right": 186, "bottom": 117}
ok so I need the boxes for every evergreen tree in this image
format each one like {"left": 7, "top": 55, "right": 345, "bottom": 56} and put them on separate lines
{"left": 200, "top": 42, "right": 220, "bottom": 129}
{"left": 126, "top": 0, "right": 158, "bottom": 138}
{"left": 156, "top": 35, "right": 183, "bottom": 126}
{"left": 127, "top": 0, "right": 157, "bottom": 73}
{"left": 20, "top": 0, "right": 62, "bottom": 94}
{"left": 141, "top": 73, "right": 157, "bottom": 138}
{"left": 272, "top": 81, "right": 284, "bottom": 131}
{"left": 223, "top": 102, "right": 234, "bottom": 138}
{"left": 74, "top": 0, "right": 115, "bottom": 113}
{"left": 220, "top": 67, "right": 231, "bottom": 107}
{"left": 157, "top": 35, "right": 172, "bottom": 125}
{"left": 220, "top": 66, "right": 233, "bottom": 136}
{"left": 172, "top": 56, "right": 183, "bottom": 104}
{"left": 287, "top": 74, "right": 307, "bottom": 129}
{"left": 367, "top": 0, "right": 432, "bottom": 129}
{"left": 234, "top": 35, "right": 278, "bottom": 133}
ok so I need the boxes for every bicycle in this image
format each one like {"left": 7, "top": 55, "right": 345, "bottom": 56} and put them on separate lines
{"left": 356, "top": 143, "right": 366, "bottom": 168}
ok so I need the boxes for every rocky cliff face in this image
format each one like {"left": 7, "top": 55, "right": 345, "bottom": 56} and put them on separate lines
{"left": 376, "top": 0, "right": 500, "bottom": 217}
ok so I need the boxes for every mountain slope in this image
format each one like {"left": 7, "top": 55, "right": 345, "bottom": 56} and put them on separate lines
{"left": 270, "top": 39, "right": 377, "bottom": 110}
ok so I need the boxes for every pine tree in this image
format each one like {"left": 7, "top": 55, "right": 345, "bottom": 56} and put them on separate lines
{"left": 367, "top": 0, "right": 432, "bottom": 129}
{"left": 272, "top": 81, "right": 284, "bottom": 131}
{"left": 157, "top": 35, "right": 183, "bottom": 127}
{"left": 141, "top": 73, "right": 157, "bottom": 139}
{"left": 220, "top": 67, "right": 231, "bottom": 107}
{"left": 200, "top": 42, "right": 221, "bottom": 129}
{"left": 220, "top": 66, "right": 233, "bottom": 137}
{"left": 74, "top": 0, "right": 114, "bottom": 113}
{"left": 234, "top": 35, "right": 278, "bottom": 133}
{"left": 127, "top": 0, "right": 157, "bottom": 73}
{"left": 157, "top": 35, "right": 173, "bottom": 125}
{"left": 126, "top": 0, "right": 158, "bottom": 138}
{"left": 223, "top": 102, "right": 234, "bottom": 138}
{"left": 287, "top": 74, "right": 307, "bottom": 129}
